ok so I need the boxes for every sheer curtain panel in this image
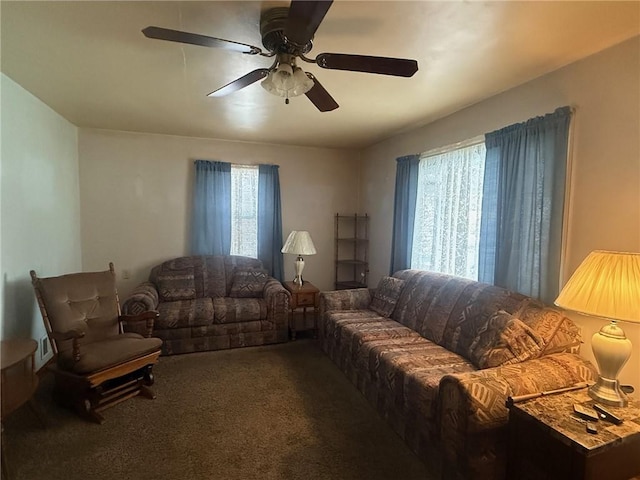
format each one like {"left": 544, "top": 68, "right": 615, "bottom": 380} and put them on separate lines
{"left": 230, "top": 165, "right": 259, "bottom": 258}
{"left": 411, "top": 143, "right": 486, "bottom": 279}
{"left": 191, "top": 160, "right": 232, "bottom": 256}
{"left": 390, "top": 154, "right": 420, "bottom": 275}
{"left": 478, "top": 106, "right": 573, "bottom": 303}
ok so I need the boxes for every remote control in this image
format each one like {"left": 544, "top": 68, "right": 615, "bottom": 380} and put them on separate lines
{"left": 573, "top": 403, "right": 599, "bottom": 422}
{"left": 593, "top": 403, "right": 623, "bottom": 425}
{"left": 586, "top": 421, "right": 598, "bottom": 434}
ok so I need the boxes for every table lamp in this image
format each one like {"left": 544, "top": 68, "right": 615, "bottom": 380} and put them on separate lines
{"left": 281, "top": 230, "right": 316, "bottom": 285}
{"left": 555, "top": 250, "right": 640, "bottom": 406}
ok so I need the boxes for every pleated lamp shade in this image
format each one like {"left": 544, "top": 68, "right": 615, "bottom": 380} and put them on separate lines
{"left": 555, "top": 250, "right": 640, "bottom": 406}
{"left": 555, "top": 250, "right": 640, "bottom": 323}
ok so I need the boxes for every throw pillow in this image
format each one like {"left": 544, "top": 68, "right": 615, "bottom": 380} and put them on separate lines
{"left": 229, "top": 269, "right": 269, "bottom": 298}
{"left": 468, "top": 310, "right": 545, "bottom": 369}
{"left": 156, "top": 270, "right": 196, "bottom": 302}
{"left": 515, "top": 300, "right": 582, "bottom": 354}
{"left": 369, "top": 276, "right": 405, "bottom": 317}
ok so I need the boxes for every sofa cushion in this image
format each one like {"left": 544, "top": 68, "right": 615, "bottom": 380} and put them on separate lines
{"left": 391, "top": 271, "right": 528, "bottom": 358}
{"left": 157, "top": 270, "right": 196, "bottom": 301}
{"left": 223, "top": 256, "right": 265, "bottom": 295}
{"left": 515, "top": 300, "right": 582, "bottom": 354}
{"left": 156, "top": 297, "right": 214, "bottom": 329}
{"left": 375, "top": 339, "right": 475, "bottom": 437}
{"left": 370, "top": 276, "right": 405, "bottom": 317}
{"left": 203, "top": 256, "right": 227, "bottom": 298}
{"left": 213, "top": 298, "right": 267, "bottom": 324}
{"left": 468, "top": 310, "right": 545, "bottom": 369}
{"left": 229, "top": 268, "right": 269, "bottom": 298}
{"left": 342, "top": 319, "right": 420, "bottom": 345}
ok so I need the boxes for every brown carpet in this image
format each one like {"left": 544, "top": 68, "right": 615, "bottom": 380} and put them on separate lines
{"left": 3, "top": 340, "right": 429, "bottom": 480}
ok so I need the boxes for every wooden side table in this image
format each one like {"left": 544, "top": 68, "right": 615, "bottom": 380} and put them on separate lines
{"left": 1, "top": 338, "right": 42, "bottom": 480}
{"left": 507, "top": 388, "right": 640, "bottom": 480}
{"left": 283, "top": 281, "right": 319, "bottom": 340}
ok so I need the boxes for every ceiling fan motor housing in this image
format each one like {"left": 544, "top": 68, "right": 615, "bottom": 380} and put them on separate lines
{"left": 260, "top": 7, "right": 312, "bottom": 55}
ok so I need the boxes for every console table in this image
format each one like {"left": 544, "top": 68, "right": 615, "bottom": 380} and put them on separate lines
{"left": 507, "top": 388, "right": 640, "bottom": 480}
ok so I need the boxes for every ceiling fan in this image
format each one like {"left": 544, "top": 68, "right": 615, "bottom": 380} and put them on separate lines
{"left": 142, "top": 0, "right": 418, "bottom": 112}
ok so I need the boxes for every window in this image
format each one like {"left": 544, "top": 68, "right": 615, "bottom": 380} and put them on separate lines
{"left": 230, "top": 164, "right": 258, "bottom": 258}
{"left": 191, "top": 160, "right": 283, "bottom": 279}
{"left": 411, "top": 141, "right": 486, "bottom": 280}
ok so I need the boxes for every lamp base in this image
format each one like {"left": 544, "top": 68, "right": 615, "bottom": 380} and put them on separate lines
{"left": 589, "top": 320, "right": 632, "bottom": 407}
{"left": 589, "top": 376, "right": 628, "bottom": 407}
{"left": 293, "top": 255, "right": 304, "bottom": 286}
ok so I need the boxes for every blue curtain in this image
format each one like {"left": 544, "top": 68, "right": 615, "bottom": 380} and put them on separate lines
{"left": 258, "top": 164, "right": 284, "bottom": 281}
{"left": 390, "top": 154, "right": 421, "bottom": 274}
{"left": 478, "top": 106, "right": 573, "bottom": 303}
{"left": 190, "top": 160, "right": 232, "bottom": 256}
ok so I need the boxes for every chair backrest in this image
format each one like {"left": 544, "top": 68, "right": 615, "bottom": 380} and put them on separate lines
{"left": 31, "top": 264, "right": 121, "bottom": 356}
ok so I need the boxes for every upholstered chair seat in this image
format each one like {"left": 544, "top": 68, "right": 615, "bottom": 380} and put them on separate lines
{"left": 57, "top": 333, "right": 162, "bottom": 374}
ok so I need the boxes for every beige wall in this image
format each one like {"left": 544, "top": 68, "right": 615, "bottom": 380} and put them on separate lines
{"left": 360, "top": 36, "right": 640, "bottom": 387}
{"left": 78, "top": 129, "right": 359, "bottom": 294}
{"left": 0, "top": 74, "right": 81, "bottom": 368}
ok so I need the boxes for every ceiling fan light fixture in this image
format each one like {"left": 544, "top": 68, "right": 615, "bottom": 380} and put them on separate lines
{"left": 274, "top": 63, "right": 294, "bottom": 89}
{"left": 291, "top": 68, "right": 314, "bottom": 96}
{"left": 261, "top": 62, "right": 313, "bottom": 100}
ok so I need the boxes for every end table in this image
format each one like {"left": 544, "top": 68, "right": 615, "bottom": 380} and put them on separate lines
{"left": 507, "top": 388, "right": 640, "bottom": 480}
{"left": 2, "top": 338, "right": 45, "bottom": 480}
{"left": 283, "top": 281, "right": 319, "bottom": 340}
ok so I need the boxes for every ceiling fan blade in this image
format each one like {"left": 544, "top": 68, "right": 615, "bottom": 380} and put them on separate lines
{"left": 142, "top": 26, "right": 262, "bottom": 55}
{"left": 316, "top": 53, "right": 418, "bottom": 77}
{"left": 305, "top": 74, "right": 339, "bottom": 112}
{"left": 207, "top": 69, "right": 270, "bottom": 97}
{"left": 285, "top": 0, "right": 333, "bottom": 47}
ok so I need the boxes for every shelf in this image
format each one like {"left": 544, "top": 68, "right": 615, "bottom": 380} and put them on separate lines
{"left": 336, "top": 281, "right": 368, "bottom": 290}
{"left": 336, "top": 259, "right": 367, "bottom": 265}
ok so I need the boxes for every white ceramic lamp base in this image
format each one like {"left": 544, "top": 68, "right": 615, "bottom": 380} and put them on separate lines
{"left": 293, "top": 256, "right": 305, "bottom": 285}
{"left": 589, "top": 320, "right": 632, "bottom": 406}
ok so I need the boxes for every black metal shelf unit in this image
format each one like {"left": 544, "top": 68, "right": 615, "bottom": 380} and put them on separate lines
{"left": 334, "top": 213, "right": 369, "bottom": 290}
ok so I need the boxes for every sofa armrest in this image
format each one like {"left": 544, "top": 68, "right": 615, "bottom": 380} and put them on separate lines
{"left": 121, "top": 282, "right": 159, "bottom": 315}
{"left": 318, "top": 289, "right": 373, "bottom": 342}
{"left": 437, "top": 352, "right": 597, "bottom": 479}
{"left": 263, "top": 278, "right": 290, "bottom": 329}
{"left": 318, "top": 288, "right": 372, "bottom": 317}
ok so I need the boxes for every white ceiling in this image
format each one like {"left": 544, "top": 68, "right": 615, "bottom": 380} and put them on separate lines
{"left": 1, "top": 1, "right": 639, "bottom": 149}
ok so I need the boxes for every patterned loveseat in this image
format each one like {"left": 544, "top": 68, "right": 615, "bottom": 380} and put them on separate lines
{"left": 318, "top": 270, "right": 597, "bottom": 480}
{"left": 122, "top": 255, "right": 290, "bottom": 355}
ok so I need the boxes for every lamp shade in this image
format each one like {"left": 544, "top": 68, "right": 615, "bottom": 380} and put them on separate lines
{"left": 281, "top": 231, "right": 317, "bottom": 255}
{"left": 555, "top": 250, "right": 640, "bottom": 323}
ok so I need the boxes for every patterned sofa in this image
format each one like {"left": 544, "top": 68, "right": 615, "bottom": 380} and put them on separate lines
{"left": 122, "top": 255, "right": 290, "bottom": 355}
{"left": 318, "top": 270, "right": 597, "bottom": 480}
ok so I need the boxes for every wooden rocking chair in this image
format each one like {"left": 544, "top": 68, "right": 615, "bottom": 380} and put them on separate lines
{"left": 30, "top": 263, "right": 162, "bottom": 424}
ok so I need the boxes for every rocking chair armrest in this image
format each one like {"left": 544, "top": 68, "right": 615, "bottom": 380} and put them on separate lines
{"left": 50, "top": 327, "right": 86, "bottom": 363}
{"left": 120, "top": 311, "right": 159, "bottom": 338}
{"left": 50, "top": 328, "right": 86, "bottom": 341}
